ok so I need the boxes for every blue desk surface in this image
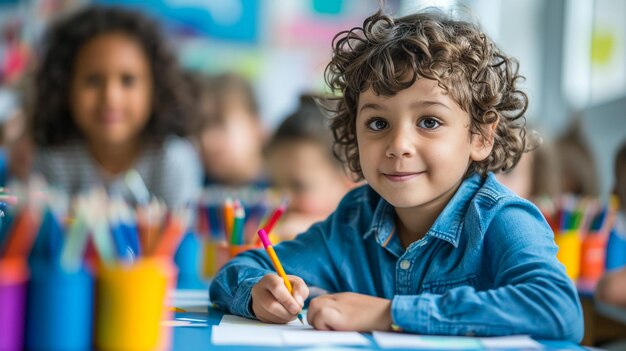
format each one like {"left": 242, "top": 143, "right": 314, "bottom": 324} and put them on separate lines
{"left": 170, "top": 308, "right": 585, "bottom": 351}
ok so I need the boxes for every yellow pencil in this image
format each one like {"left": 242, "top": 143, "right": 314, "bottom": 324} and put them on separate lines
{"left": 257, "top": 228, "right": 303, "bottom": 324}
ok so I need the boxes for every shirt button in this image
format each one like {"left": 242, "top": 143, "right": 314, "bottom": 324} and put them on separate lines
{"left": 400, "top": 260, "right": 411, "bottom": 270}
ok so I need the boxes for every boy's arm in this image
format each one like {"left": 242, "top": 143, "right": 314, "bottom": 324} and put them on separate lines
{"left": 390, "top": 204, "right": 584, "bottom": 342}
{"left": 209, "top": 218, "right": 340, "bottom": 318}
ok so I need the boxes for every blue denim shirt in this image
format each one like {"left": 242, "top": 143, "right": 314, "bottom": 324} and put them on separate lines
{"left": 210, "top": 173, "right": 583, "bottom": 341}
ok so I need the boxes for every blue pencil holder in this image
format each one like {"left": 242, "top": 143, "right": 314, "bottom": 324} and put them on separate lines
{"left": 25, "top": 260, "right": 93, "bottom": 351}
{"left": 174, "top": 231, "right": 207, "bottom": 289}
{"left": 606, "top": 226, "right": 626, "bottom": 271}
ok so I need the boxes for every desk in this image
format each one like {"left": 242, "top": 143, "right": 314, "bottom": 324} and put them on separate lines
{"left": 169, "top": 290, "right": 585, "bottom": 350}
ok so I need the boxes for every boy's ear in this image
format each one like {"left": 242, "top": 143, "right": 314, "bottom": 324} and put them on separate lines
{"left": 470, "top": 117, "right": 499, "bottom": 162}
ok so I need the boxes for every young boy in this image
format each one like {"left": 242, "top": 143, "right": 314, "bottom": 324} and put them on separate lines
{"left": 210, "top": 9, "right": 583, "bottom": 340}
{"left": 265, "top": 95, "right": 355, "bottom": 240}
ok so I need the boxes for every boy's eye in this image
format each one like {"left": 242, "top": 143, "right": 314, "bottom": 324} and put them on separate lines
{"left": 366, "top": 118, "right": 388, "bottom": 131}
{"left": 418, "top": 118, "right": 440, "bottom": 129}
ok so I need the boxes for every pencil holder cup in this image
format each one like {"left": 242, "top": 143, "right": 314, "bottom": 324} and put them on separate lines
{"left": 578, "top": 233, "right": 608, "bottom": 282}
{"left": 94, "top": 258, "right": 177, "bottom": 351}
{"left": 555, "top": 230, "right": 581, "bottom": 280}
{"left": 201, "top": 240, "right": 229, "bottom": 278}
{"left": 24, "top": 260, "right": 93, "bottom": 351}
{"left": 229, "top": 243, "right": 260, "bottom": 258}
{"left": 174, "top": 231, "right": 206, "bottom": 289}
{"left": 0, "top": 257, "right": 28, "bottom": 351}
{"left": 606, "top": 226, "right": 626, "bottom": 271}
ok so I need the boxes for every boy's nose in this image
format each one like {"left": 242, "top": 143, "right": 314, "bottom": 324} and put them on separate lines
{"left": 385, "top": 127, "right": 416, "bottom": 158}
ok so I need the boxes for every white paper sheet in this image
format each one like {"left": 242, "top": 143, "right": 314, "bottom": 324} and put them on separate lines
{"left": 212, "top": 314, "right": 370, "bottom": 347}
{"left": 373, "top": 331, "right": 481, "bottom": 349}
{"left": 162, "top": 320, "right": 208, "bottom": 328}
{"left": 211, "top": 326, "right": 284, "bottom": 346}
{"left": 219, "top": 313, "right": 312, "bottom": 329}
{"left": 479, "top": 335, "right": 542, "bottom": 349}
{"left": 282, "top": 330, "right": 370, "bottom": 346}
{"left": 167, "top": 289, "right": 210, "bottom": 312}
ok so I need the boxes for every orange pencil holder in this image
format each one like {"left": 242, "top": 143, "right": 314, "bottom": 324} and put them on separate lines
{"left": 201, "top": 240, "right": 260, "bottom": 279}
{"left": 555, "top": 230, "right": 582, "bottom": 280}
{"left": 201, "top": 240, "right": 229, "bottom": 278}
{"left": 578, "top": 232, "right": 608, "bottom": 283}
{"left": 94, "top": 258, "right": 177, "bottom": 351}
{"left": 229, "top": 243, "right": 260, "bottom": 258}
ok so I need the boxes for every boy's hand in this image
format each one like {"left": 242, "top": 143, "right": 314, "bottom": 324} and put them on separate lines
{"left": 251, "top": 274, "right": 308, "bottom": 324}
{"left": 307, "top": 292, "right": 392, "bottom": 332}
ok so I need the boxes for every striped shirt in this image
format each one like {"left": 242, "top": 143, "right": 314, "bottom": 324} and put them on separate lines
{"left": 33, "top": 136, "right": 202, "bottom": 207}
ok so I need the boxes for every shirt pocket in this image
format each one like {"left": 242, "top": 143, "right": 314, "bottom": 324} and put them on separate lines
{"left": 420, "top": 274, "right": 478, "bottom": 294}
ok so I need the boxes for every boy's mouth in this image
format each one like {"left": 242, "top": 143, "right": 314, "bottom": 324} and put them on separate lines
{"left": 382, "top": 171, "right": 425, "bottom": 182}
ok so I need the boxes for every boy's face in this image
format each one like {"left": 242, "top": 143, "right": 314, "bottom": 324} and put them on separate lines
{"left": 356, "top": 78, "right": 492, "bottom": 209}
{"left": 70, "top": 33, "right": 152, "bottom": 148}
{"left": 267, "top": 141, "right": 348, "bottom": 216}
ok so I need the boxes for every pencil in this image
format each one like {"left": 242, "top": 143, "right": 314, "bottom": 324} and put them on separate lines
{"left": 224, "top": 198, "right": 234, "bottom": 241}
{"left": 257, "top": 228, "right": 303, "bottom": 324}
{"left": 153, "top": 210, "right": 187, "bottom": 257}
{"left": 263, "top": 200, "right": 287, "bottom": 234}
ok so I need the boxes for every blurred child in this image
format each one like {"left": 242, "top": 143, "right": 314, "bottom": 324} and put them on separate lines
{"left": 265, "top": 95, "right": 355, "bottom": 240}
{"left": 29, "top": 6, "right": 201, "bottom": 207}
{"left": 211, "top": 8, "right": 582, "bottom": 340}
{"left": 597, "top": 141, "right": 626, "bottom": 307}
{"left": 496, "top": 133, "right": 561, "bottom": 200}
{"left": 613, "top": 141, "right": 626, "bottom": 218}
{"left": 556, "top": 118, "right": 600, "bottom": 197}
{"left": 189, "top": 72, "right": 267, "bottom": 188}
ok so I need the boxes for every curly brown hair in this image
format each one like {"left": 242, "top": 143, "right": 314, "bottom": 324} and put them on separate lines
{"left": 324, "top": 9, "right": 530, "bottom": 180}
{"left": 31, "top": 5, "right": 193, "bottom": 146}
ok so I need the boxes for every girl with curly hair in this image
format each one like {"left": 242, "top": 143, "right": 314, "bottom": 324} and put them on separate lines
{"left": 210, "top": 9, "right": 583, "bottom": 340}
{"left": 29, "top": 5, "right": 201, "bottom": 207}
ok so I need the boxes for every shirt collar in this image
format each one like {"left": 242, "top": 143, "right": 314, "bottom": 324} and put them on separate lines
{"left": 363, "top": 173, "right": 484, "bottom": 248}
{"left": 363, "top": 193, "right": 396, "bottom": 246}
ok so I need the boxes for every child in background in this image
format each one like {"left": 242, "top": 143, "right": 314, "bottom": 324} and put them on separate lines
{"left": 188, "top": 72, "right": 267, "bottom": 188}
{"left": 596, "top": 141, "right": 626, "bottom": 308}
{"left": 29, "top": 6, "right": 201, "bottom": 207}
{"left": 496, "top": 133, "right": 561, "bottom": 201}
{"left": 265, "top": 95, "right": 355, "bottom": 240}
{"left": 556, "top": 118, "right": 600, "bottom": 197}
{"left": 211, "top": 9, "right": 582, "bottom": 340}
